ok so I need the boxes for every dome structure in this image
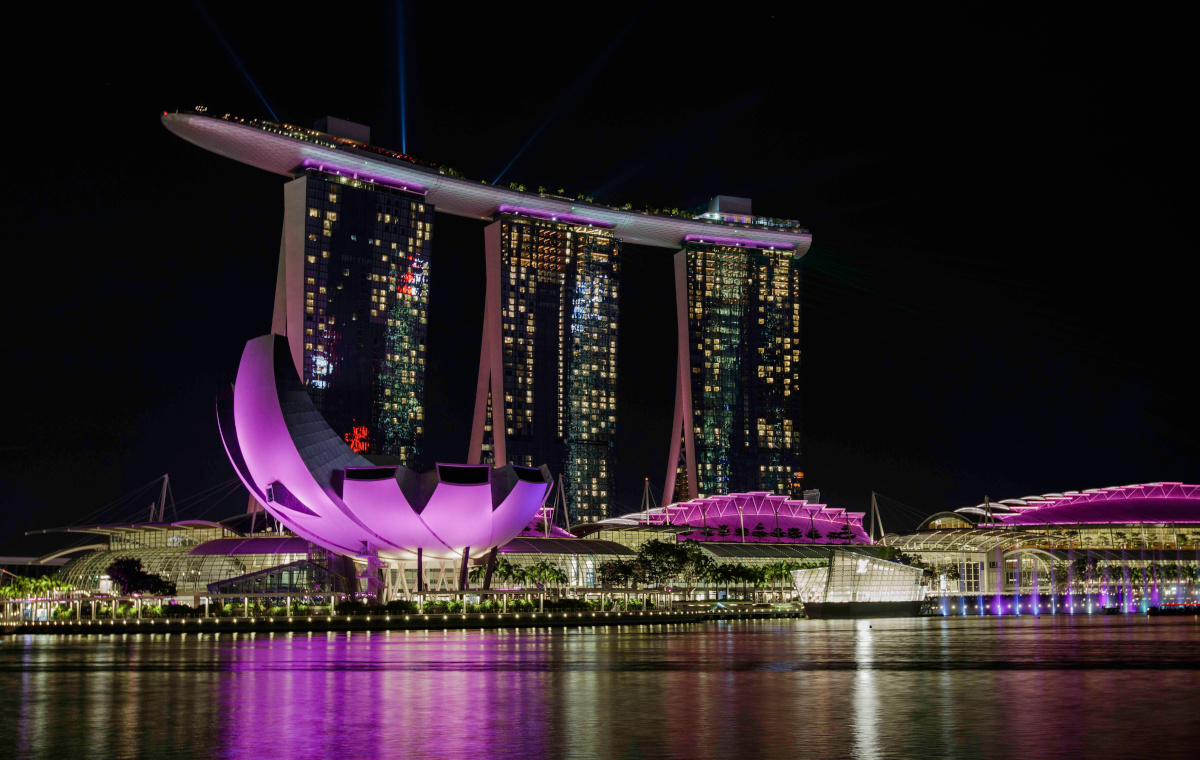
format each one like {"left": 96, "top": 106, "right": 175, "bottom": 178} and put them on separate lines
{"left": 217, "top": 334, "right": 552, "bottom": 561}
{"left": 954, "top": 482, "right": 1200, "bottom": 526}
{"left": 590, "top": 492, "right": 870, "bottom": 544}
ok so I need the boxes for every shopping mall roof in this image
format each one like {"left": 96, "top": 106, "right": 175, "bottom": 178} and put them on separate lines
{"left": 187, "top": 537, "right": 311, "bottom": 556}
{"left": 879, "top": 528, "right": 1059, "bottom": 553}
{"left": 953, "top": 482, "right": 1200, "bottom": 526}
{"left": 25, "top": 520, "right": 236, "bottom": 537}
{"left": 571, "top": 523, "right": 690, "bottom": 538}
{"left": 698, "top": 544, "right": 875, "bottom": 560}
{"left": 588, "top": 492, "right": 872, "bottom": 545}
{"left": 162, "top": 111, "right": 811, "bottom": 252}
{"left": 499, "top": 537, "right": 634, "bottom": 557}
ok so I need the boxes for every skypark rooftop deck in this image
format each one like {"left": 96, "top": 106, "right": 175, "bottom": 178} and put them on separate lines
{"left": 162, "top": 109, "right": 811, "bottom": 252}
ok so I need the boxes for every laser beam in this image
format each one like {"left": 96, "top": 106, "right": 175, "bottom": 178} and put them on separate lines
{"left": 193, "top": 1, "right": 279, "bottom": 122}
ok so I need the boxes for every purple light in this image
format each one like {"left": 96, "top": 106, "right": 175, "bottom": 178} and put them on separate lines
{"left": 683, "top": 234, "right": 795, "bottom": 251}
{"left": 497, "top": 204, "right": 613, "bottom": 228}
{"left": 979, "top": 482, "right": 1200, "bottom": 526}
{"left": 301, "top": 159, "right": 428, "bottom": 194}
{"left": 219, "top": 334, "right": 551, "bottom": 561}
{"left": 619, "top": 492, "right": 871, "bottom": 545}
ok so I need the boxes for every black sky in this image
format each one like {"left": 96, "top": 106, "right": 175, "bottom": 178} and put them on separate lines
{"left": 2, "top": 4, "right": 1193, "bottom": 552}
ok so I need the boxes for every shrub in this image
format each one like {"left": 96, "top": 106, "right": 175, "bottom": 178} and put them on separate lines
{"left": 334, "top": 600, "right": 371, "bottom": 616}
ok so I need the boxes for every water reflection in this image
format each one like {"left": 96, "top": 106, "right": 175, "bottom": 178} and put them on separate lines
{"left": 853, "top": 620, "right": 879, "bottom": 760}
{"left": 2, "top": 617, "right": 1199, "bottom": 759}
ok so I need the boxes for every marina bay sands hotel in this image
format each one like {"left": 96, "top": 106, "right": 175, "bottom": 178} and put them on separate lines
{"left": 164, "top": 110, "right": 810, "bottom": 524}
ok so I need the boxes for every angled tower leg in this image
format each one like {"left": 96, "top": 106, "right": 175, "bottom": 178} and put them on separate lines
{"left": 469, "top": 221, "right": 507, "bottom": 465}
{"left": 277, "top": 177, "right": 309, "bottom": 377}
{"left": 664, "top": 249, "right": 698, "bottom": 501}
{"left": 467, "top": 312, "right": 492, "bottom": 463}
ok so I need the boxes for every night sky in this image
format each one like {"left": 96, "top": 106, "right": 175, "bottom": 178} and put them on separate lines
{"left": 3, "top": 4, "right": 1192, "bottom": 553}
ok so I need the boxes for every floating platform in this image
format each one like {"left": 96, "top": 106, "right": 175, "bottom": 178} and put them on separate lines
{"left": 802, "top": 601, "right": 925, "bottom": 619}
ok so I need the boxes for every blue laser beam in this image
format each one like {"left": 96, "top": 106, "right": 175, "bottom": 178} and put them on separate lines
{"left": 492, "top": 11, "right": 642, "bottom": 186}
{"left": 397, "top": 1, "right": 408, "bottom": 154}
{"left": 193, "top": 1, "right": 279, "bottom": 121}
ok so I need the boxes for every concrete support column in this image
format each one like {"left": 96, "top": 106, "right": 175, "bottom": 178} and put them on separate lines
{"left": 482, "top": 547, "right": 498, "bottom": 590}
{"left": 458, "top": 548, "right": 471, "bottom": 591}
{"left": 468, "top": 221, "right": 507, "bottom": 465}
{"left": 663, "top": 250, "right": 698, "bottom": 502}
{"left": 416, "top": 548, "right": 424, "bottom": 593}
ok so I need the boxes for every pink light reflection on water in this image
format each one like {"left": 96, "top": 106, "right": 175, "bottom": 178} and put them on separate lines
{"left": 7, "top": 620, "right": 1200, "bottom": 760}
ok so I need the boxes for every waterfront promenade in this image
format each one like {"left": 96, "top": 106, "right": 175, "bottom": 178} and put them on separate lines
{"left": 4, "top": 608, "right": 803, "bottom": 636}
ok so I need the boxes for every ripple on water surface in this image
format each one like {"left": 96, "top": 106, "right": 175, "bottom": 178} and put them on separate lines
{"left": 2, "top": 616, "right": 1198, "bottom": 760}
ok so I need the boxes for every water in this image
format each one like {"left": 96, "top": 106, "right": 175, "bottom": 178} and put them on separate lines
{"left": 2, "top": 617, "right": 1199, "bottom": 759}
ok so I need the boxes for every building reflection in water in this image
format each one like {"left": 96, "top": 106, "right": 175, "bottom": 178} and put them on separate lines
{"left": 4, "top": 619, "right": 1200, "bottom": 760}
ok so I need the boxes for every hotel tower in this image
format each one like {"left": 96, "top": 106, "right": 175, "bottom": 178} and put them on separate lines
{"left": 468, "top": 212, "right": 620, "bottom": 524}
{"left": 162, "top": 110, "right": 810, "bottom": 520}
{"left": 269, "top": 117, "right": 432, "bottom": 468}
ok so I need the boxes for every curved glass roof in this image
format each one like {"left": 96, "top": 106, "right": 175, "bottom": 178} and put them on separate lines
{"left": 954, "top": 482, "right": 1200, "bottom": 526}
{"left": 499, "top": 538, "right": 634, "bottom": 557}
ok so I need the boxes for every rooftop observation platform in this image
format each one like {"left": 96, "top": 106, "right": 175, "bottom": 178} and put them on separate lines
{"left": 162, "top": 110, "right": 812, "bottom": 253}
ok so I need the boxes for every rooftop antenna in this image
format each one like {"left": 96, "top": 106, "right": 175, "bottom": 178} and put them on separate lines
{"left": 247, "top": 494, "right": 264, "bottom": 535}
{"left": 544, "top": 476, "right": 562, "bottom": 537}
{"left": 640, "top": 478, "right": 663, "bottom": 523}
{"left": 869, "top": 491, "right": 886, "bottom": 543}
{"left": 557, "top": 476, "right": 568, "bottom": 529}
{"left": 152, "top": 474, "right": 176, "bottom": 522}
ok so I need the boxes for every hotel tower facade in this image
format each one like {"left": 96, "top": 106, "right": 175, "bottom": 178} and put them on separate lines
{"left": 163, "top": 110, "right": 810, "bottom": 521}
{"left": 665, "top": 232, "right": 803, "bottom": 503}
{"left": 269, "top": 118, "right": 432, "bottom": 468}
{"left": 468, "top": 213, "right": 620, "bottom": 524}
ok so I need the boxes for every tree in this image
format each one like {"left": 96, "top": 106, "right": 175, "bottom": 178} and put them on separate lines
{"left": 717, "top": 524, "right": 731, "bottom": 539}
{"left": 104, "top": 558, "right": 176, "bottom": 596}
{"left": 822, "top": 522, "right": 855, "bottom": 544}
{"left": 786, "top": 527, "right": 803, "bottom": 541}
{"left": 525, "top": 561, "right": 568, "bottom": 594}
{"left": 751, "top": 522, "right": 768, "bottom": 541}
{"left": 805, "top": 527, "right": 823, "bottom": 543}
{"left": 0, "top": 575, "right": 73, "bottom": 600}
{"left": 674, "top": 542, "right": 715, "bottom": 600}
{"left": 762, "top": 560, "right": 799, "bottom": 601}
{"left": 637, "top": 540, "right": 682, "bottom": 589}
{"left": 596, "top": 559, "right": 627, "bottom": 588}
{"left": 632, "top": 540, "right": 715, "bottom": 600}
{"left": 491, "top": 557, "right": 526, "bottom": 587}
{"left": 596, "top": 558, "right": 646, "bottom": 589}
